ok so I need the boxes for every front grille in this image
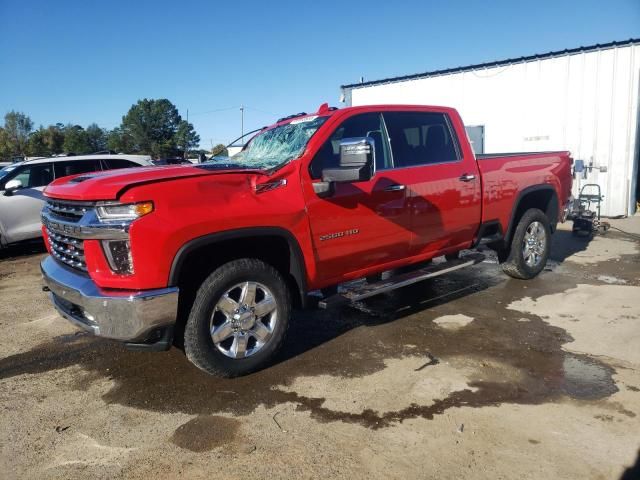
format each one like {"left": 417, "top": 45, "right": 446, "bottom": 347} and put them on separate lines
{"left": 46, "top": 228, "right": 87, "bottom": 272}
{"left": 47, "top": 200, "right": 92, "bottom": 222}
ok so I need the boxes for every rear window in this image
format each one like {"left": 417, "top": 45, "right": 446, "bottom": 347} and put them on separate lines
{"left": 102, "top": 158, "right": 140, "bottom": 170}
{"left": 383, "top": 112, "right": 460, "bottom": 168}
{"left": 54, "top": 159, "right": 101, "bottom": 178}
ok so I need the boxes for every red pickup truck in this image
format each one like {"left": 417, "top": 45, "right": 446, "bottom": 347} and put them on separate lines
{"left": 40, "top": 104, "right": 573, "bottom": 376}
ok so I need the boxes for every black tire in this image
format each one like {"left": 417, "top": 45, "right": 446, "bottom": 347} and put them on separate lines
{"left": 501, "top": 208, "right": 551, "bottom": 280}
{"left": 183, "top": 258, "right": 291, "bottom": 377}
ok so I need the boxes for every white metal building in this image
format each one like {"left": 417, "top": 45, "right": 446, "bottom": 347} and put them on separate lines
{"left": 341, "top": 39, "right": 640, "bottom": 217}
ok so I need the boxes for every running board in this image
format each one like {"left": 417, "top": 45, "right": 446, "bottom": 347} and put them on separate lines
{"left": 318, "top": 253, "right": 486, "bottom": 309}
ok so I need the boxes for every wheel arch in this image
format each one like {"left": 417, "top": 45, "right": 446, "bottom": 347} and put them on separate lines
{"left": 168, "top": 227, "right": 308, "bottom": 308}
{"left": 504, "top": 184, "right": 559, "bottom": 245}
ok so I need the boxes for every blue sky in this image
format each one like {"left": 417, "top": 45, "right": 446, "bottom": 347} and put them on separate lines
{"left": 1, "top": 0, "right": 638, "bottom": 148}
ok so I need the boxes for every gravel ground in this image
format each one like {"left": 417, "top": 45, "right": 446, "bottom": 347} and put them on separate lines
{"left": 0, "top": 219, "right": 639, "bottom": 479}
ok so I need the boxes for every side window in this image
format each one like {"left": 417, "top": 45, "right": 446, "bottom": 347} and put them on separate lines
{"left": 310, "top": 113, "right": 391, "bottom": 179}
{"left": 102, "top": 158, "right": 139, "bottom": 170}
{"left": 54, "top": 160, "right": 101, "bottom": 178}
{"left": 383, "top": 112, "right": 460, "bottom": 168}
{"left": 13, "top": 163, "right": 54, "bottom": 188}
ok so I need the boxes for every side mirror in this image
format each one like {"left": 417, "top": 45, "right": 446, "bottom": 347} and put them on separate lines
{"left": 3, "top": 179, "right": 23, "bottom": 196}
{"left": 573, "top": 159, "right": 584, "bottom": 173}
{"left": 322, "top": 137, "right": 375, "bottom": 183}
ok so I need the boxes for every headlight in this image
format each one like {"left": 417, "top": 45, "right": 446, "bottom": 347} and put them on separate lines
{"left": 102, "top": 240, "right": 134, "bottom": 274}
{"left": 96, "top": 202, "right": 153, "bottom": 221}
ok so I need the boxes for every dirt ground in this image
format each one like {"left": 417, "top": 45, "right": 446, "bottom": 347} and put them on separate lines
{"left": 1, "top": 218, "right": 639, "bottom": 479}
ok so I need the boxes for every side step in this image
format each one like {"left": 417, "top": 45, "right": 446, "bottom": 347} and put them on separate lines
{"left": 318, "top": 253, "right": 486, "bottom": 309}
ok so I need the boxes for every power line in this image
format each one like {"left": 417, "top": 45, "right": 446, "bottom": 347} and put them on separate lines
{"left": 189, "top": 105, "right": 281, "bottom": 118}
{"left": 243, "top": 106, "right": 280, "bottom": 116}
{"left": 189, "top": 106, "right": 240, "bottom": 117}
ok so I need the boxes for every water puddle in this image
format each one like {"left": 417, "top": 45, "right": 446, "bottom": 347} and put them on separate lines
{"left": 561, "top": 354, "right": 618, "bottom": 400}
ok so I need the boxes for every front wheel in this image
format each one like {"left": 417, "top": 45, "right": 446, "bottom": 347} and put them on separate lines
{"left": 183, "top": 258, "right": 291, "bottom": 377}
{"left": 500, "top": 208, "right": 551, "bottom": 280}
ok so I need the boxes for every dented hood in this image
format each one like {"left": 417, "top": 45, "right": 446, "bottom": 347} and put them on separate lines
{"left": 43, "top": 164, "right": 262, "bottom": 201}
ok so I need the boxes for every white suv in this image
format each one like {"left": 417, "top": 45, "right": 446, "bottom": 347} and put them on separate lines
{"left": 0, "top": 154, "right": 152, "bottom": 247}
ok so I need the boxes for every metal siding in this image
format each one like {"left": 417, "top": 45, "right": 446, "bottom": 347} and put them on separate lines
{"left": 348, "top": 44, "right": 640, "bottom": 216}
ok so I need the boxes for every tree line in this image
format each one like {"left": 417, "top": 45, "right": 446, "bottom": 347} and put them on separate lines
{"left": 0, "top": 98, "right": 209, "bottom": 161}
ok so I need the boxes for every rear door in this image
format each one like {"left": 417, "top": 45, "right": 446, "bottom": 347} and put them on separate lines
{"left": 304, "top": 112, "right": 412, "bottom": 283}
{"left": 0, "top": 162, "right": 54, "bottom": 242}
{"left": 382, "top": 111, "right": 481, "bottom": 255}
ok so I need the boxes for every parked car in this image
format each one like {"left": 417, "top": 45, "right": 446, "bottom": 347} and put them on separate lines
{"left": 40, "top": 104, "right": 573, "bottom": 377}
{"left": 0, "top": 154, "right": 152, "bottom": 247}
{"left": 152, "top": 157, "right": 193, "bottom": 166}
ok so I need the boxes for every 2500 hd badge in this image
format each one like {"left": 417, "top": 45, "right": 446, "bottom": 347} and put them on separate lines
{"left": 319, "top": 229, "right": 360, "bottom": 241}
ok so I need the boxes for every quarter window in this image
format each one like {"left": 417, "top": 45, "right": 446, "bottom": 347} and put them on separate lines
{"left": 310, "top": 113, "right": 392, "bottom": 179}
{"left": 102, "top": 158, "right": 140, "bottom": 170}
{"left": 383, "top": 112, "right": 460, "bottom": 168}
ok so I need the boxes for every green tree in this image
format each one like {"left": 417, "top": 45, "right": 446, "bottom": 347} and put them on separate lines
{"left": 117, "top": 98, "right": 200, "bottom": 157}
{"left": 2, "top": 111, "right": 33, "bottom": 158}
{"left": 63, "top": 124, "right": 90, "bottom": 154}
{"left": 85, "top": 123, "right": 107, "bottom": 152}
{"left": 26, "top": 123, "right": 66, "bottom": 158}
{"left": 176, "top": 120, "right": 200, "bottom": 157}
{"left": 106, "top": 127, "right": 134, "bottom": 153}
{"left": 27, "top": 127, "right": 49, "bottom": 157}
{"left": 0, "top": 127, "right": 10, "bottom": 160}
{"left": 120, "top": 98, "right": 182, "bottom": 157}
{"left": 211, "top": 143, "right": 228, "bottom": 156}
{"left": 44, "top": 124, "right": 66, "bottom": 155}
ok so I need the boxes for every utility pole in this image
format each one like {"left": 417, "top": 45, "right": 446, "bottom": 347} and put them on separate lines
{"left": 185, "top": 109, "right": 189, "bottom": 160}
{"left": 240, "top": 105, "right": 244, "bottom": 143}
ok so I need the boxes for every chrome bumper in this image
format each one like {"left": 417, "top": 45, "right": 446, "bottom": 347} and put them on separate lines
{"left": 41, "top": 256, "right": 179, "bottom": 342}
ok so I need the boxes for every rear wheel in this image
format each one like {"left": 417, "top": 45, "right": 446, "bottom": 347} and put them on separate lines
{"left": 501, "top": 208, "right": 551, "bottom": 280}
{"left": 183, "top": 258, "right": 291, "bottom": 377}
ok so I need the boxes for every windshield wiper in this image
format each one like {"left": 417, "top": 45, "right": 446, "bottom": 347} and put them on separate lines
{"left": 199, "top": 162, "right": 268, "bottom": 172}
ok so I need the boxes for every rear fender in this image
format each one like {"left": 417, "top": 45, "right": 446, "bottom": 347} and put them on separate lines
{"left": 504, "top": 185, "right": 559, "bottom": 245}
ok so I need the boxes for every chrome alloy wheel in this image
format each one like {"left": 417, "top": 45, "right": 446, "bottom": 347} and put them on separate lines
{"left": 210, "top": 281, "right": 278, "bottom": 359}
{"left": 522, "top": 221, "right": 547, "bottom": 267}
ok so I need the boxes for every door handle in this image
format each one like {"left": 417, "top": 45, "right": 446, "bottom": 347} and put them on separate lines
{"left": 459, "top": 174, "right": 476, "bottom": 182}
{"left": 383, "top": 184, "right": 406, "bottom": 192}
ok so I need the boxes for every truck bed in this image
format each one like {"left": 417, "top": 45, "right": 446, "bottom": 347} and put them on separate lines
{"left": 477, "top": 151, "right": 573, "bottom": 236}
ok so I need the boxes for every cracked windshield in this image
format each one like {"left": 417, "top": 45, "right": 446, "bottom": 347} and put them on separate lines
{"left": 208, "top": 115, "right": 328, "bottom": 170}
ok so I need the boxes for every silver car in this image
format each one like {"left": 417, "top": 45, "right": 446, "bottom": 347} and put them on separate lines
{"left": 0, "top": 154, "right": 152, "bottom": 247}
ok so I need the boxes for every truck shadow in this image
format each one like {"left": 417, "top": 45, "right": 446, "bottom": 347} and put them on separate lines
{"left": 0, "top": 239, "right": 46, "bottom": 260}
{"left": 549, "top": 228, "right": 592, "bottom": 263}
{"left": 279, "top": 265, "right": 504, "bottom": 363}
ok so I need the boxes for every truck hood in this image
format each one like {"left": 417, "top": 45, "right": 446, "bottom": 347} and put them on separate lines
{"left": 44, "top": 164, "right": 263, "bottom": 201}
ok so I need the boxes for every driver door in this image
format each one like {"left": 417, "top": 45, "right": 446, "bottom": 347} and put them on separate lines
{"left": 303, "top": 112, "right": 412, "bottom": 285}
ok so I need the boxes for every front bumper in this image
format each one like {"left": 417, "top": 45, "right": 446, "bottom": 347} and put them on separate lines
{"left": 41, "top": 256, "right": 178, "bottom": 342}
